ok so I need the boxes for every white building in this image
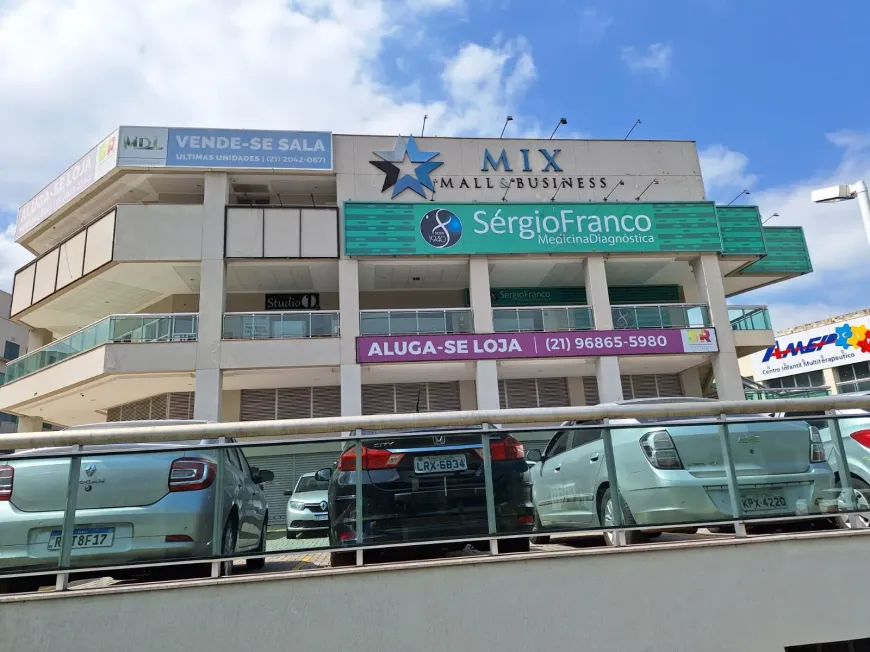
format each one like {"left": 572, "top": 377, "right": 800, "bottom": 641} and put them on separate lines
{"left": 0, "top": 291, "right": 30, "bottom": 434}
{"left": 0, "top": 127, "right": 811, "bottom": 461}
{"left": 741, "top": 308, "right": 870, "bottom": 396}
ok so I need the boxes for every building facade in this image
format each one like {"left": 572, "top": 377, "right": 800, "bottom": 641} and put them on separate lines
{"left": 741, "top": 308, "right": 870, "bottom": 396}
{"left": 0, "top": 291, "right": 30, "bottom": 434}
{"left": 0, "top": 127, "right": 812, "bottom": 437}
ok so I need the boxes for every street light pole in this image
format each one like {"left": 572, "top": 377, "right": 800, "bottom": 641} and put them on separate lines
{"left": 854, "top": 181, "right": 870, "bottom": 248}
{"left": 812, "top": 181, "right": 870, "bottom": 249}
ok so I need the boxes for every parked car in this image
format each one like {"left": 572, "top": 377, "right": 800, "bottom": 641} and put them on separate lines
{"left": 316, "top": 426, "right": 535, "bottom": 566}
{"left": 0, "top": 420, "right": 274, "bottom": 592}
{"left": 773, "top": 394, "right": 870, "bottom": 529}
{"left": 526, "top": 397, "right": 836, "bottom": 545}
{"left": 285, "top": 471, "right": 331, "bottom": 538}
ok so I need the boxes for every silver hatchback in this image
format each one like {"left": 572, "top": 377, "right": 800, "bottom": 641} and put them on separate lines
{"left": 285, "top": 472, "right": 330, "bottom": 538}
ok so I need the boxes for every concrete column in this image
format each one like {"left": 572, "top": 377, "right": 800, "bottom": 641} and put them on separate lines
{"left": 194, "top": 172, "right": 228, "bottom": 422}
{"left": 823, "top": 368, "right": 839, "bottom": 395}
{"left": 584, "top": 256, "right": 623, "bottom": 403}
{"left": 338, "top": 259, "right": 360, "bottom": 365}
{"left": 17, "top": 415, "right": 43, "bottom": 433}
{"left": 567, "top": 377, "right": 587, "bottom": 406}
{"left": 27, "top": 328, "right": 51, "bottom": 352}
{"left": 475, "top": 360, "right": 500, "bottom": 411}
{"left": 693, "top": 254, "right": 743, "bottom": 401}
{"left": 220, "top": 390, "right": 241, "bottom": 423}
{"left": 340, "top": 364, "right": 362, "bottom": 426}
{"left": 680, "top": 367, "right": 704, "bottom": 397}
{"left": 459, "top": 380, "right": 478, "bottom": 410}
{"left": 468, "top": 258, "right": 493, "bottom": 333}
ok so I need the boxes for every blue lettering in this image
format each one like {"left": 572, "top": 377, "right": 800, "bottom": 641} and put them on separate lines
{"left": 481, "top": 149, "right": 512, "bottom": 172}
{"left": 539, "top": 148, "right": 563, "bottom": 172}
{"left": 520, "top": 149, "right": 531, "bottom": 172}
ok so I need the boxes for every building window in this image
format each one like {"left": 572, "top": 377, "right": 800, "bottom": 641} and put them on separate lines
{"left": 765, "top": 370, "right": 826, "bottom": 390}
{"left": 835, "top": 362, "right": 870, "bottom": 394}
{"left": 3, "top": 341, "right": 20, "bottom": 361}
{"left": 0, "top": 412, "right": 18, "bottom": 424}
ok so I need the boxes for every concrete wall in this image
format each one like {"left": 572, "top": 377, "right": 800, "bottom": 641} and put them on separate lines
{"left": 2, "top": 532, "right": 867, "bottom": 652}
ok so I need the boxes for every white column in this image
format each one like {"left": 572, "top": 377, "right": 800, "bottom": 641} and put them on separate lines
{"left": 469, "top": 258, "right": 499, "bottom": 410}
{"left": 459, "top": 380, "right": 478, "bottom": 410}
{"left": 567, "top": 377, "right": 587, "bottom": 406}
{"left": 194, "top": 173, "right": 228, "bottom": 422}
{"left": 679, "top": 368, "right": 704, "bottom": 397}
{"left": 823, "top": 368, "right": 839, "bottom": 395}
{"left": 27, "top": 328, "right": 51, "bottom": 352}
{"left": 339, "top": 259, "right": 362, "bottom": 418}
{"left": 16, "top": 415, "right": 43, "bottom": 433}
{"left": 693, "top": 254, "right": 743, "bottom": 401}
{"left": 584, "top": 256, "right": 623, "bottom": 403}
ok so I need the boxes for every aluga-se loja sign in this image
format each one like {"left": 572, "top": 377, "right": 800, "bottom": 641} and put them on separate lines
{"left": 344, "top": 201, "right": 723, "bottom": 255}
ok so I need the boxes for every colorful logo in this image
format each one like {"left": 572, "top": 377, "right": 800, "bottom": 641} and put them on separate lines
{"left": 369, "top": 135, "right": 443, "bottom": 199}
{"left": 97, "top": 135, "right": 116, "bottom": 163}
{"left": 685, "top": 329, "right": 712, "bottom": 344}
{"left": 762, "top": 322, "right": 870, "bottom": 363}
{"left": 420, "top": 208, "right": 462, "bottom": 249}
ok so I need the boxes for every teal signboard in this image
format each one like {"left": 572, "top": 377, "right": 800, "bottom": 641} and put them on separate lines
{"left": 344, "top": 202, "right": 722, "bottom": 255}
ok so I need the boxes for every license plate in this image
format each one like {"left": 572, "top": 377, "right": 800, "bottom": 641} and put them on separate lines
{"left": 413, "top": 454, "right": 468, "bottom": 474}
{"left": 741, "top": 494, "right": 787, "bottom": 512}
{"left": 47, "top": 527, "right": 115, "bottom": 551}
{"left": 314, "top": 513, "right": 329, "bottom": 521}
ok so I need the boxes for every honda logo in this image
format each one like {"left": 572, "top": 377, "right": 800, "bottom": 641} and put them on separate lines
{"left": 433, "top": 436, "right": 446, "bottom": 445}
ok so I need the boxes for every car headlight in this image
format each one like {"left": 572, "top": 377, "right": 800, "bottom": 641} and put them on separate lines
{"left": 290, "top": 501, "right": 305, "bottom": 510}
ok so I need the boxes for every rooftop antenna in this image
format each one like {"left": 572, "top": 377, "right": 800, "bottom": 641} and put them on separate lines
{"left": 502, "top": 179, "right": 512, "bottom": 202}
{"left": 623, "top": 118, "right": 642, "bottom": 140}
{"left": 762, "top": 212, "right": 780, "bottom": 224}
{"left": 602, "top": 180, "right": 625, "bottom": 202}
{"left": 550, "top": 117, "right": 567, "bottom": 139}
{"left": 727, "top": 189, "right": 750, "bottom": 205}
{"left": 635, "top": 178, "right": 659, "bottom": 201}
{"left": 421, "top": 114, "right": 428, "bottom": 137}
{"left": 499, "top": 116, "right": 513, "bottom": 138}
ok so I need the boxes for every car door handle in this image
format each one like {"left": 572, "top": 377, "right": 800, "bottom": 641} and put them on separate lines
{"left": 554, "top": 465, "right": 561, "bottom": 472}
{"left": 589, "top": 454, "right": 600, "bottom": 462}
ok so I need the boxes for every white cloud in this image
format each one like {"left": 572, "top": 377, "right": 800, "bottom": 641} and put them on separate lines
{"left": 621, "top": 42, "right": 673, "bottom": 77}
{"left": 578, "top": 7, "right": 613, "bottom": 45}
{"left": 739, "top": 130, "right": 870, "bottom": 329}
{"left": 699, "top": 144, "right": 759, "bottom": 198}
{"left": 0, "top": 0, "right": 537, "bottom": 289}
{"left": 0, "top": 224, "right": 33, "bottom": 293}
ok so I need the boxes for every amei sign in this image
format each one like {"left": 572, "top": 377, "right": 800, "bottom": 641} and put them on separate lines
{"left": 752, "top": 318, "right": 870, "bottom": 381}
{"left": 357, "top": 328, "right": 718, "bottom": 363}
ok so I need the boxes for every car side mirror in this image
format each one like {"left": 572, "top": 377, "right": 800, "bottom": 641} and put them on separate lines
{"left": 253, "top": 469, "right": 274, "bottom": 484}
{"left": 526, "top": 449, "right": 543, "bottom": 462}
{"left": 315, "top": 468, "right": 332, "bottom": 482}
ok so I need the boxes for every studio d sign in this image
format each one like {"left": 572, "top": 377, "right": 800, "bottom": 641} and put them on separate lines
{"left": 265, "top": 294, "right": 320, "bottom": 311}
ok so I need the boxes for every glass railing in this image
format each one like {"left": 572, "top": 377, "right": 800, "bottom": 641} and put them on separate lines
{"left": 222, "top": 312, "right": 340, "bottom": 340}
{"left": 492, "top": 306, "right": 594, "bottom": 333}
{"left": 359, "top": 309, "right": 473, "bottom": 336}
{"left": 729, "top": 306, "right": 773, "bottom": 330}
{"left": 3, "top": 314, "right": 199, "bottom": 384}
{"left": 611, "top": 304, "right": 710, "bottom": 329}
{"left": 745, "top": 388, "right": 831, "bottom": 401}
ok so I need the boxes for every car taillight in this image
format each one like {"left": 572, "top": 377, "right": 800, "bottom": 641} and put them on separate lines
{"left": 489, "top": 435, "right": 525, "bottom": 461}
{"left": 850, "top": 429, "right": 870, "bottom": 449}
{"left": 168, "top": 458, "right": 217, "bottom": 492}
{"left": 337, "top": 447, "right": 404, "bottom": 471}
{"left": 0, "top": 465, "right": 12, "bottom": 501}
{"left": 640, "top": 430, "right": 683, "bottom": 470}
{"left": 810, "top": 426, "right": 826, "bottom": 462}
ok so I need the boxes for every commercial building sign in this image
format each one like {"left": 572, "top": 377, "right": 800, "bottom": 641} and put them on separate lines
{"left": 265, "top": 293, "right": 320, "bottom": 310}
{"left": 344, "top": 202, "right": 722, "bottom": 255}
{"left": 752, "top": 318, "right": 870, "bottom": 381}
{"left": 357, "top": 328, "right": 718, "bottom": 363}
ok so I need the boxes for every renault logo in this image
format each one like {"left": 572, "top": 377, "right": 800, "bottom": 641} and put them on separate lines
{"left": 320, "top": 501, "right": 328, "bottom": 511}
{"left": 84, "top": 464, "right": 97, "bottom": 477}
{"left": 433, "top": 436, "right": 446, "bottom": 445}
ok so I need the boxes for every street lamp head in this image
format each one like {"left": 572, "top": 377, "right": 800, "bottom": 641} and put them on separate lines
{"left": 811, "top": 185, "right": 856, "bottom": 204}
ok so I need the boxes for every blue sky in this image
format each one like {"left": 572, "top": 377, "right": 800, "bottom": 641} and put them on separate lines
{"left": 1, "top": 0, "right": 868, "bottom": 329}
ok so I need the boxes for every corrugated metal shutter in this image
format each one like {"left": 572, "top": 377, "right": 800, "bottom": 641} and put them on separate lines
{"left": 656, "top": 374, "right": 683, "bottom": 397}
{"left": 621, "top": 374, "right": 683, "bottom": 400}
{"left": 362, "top": 384, "right": 395, "bottom": 415}
{"left": 499, "top": 378, "right": 569, "bottom": 409}
{"left": 241, "top": 390, "right": 278, "bottom": 421}
{"left": 395, "top": 383, "right": 427, "bottom": 413}
{"left": 362, "top": 382, "right": 461, "bottom": 414}
{"left": 106, "top": 406, "right": 121, "bottom": 421}
{"left": 107, "top": 392, "right": 194, "bottom": 422}
{"left": 425, "top": 382, "right": 461, "bottom": 412}
{"left": 583, "top": 377, "right": 600, "bottom": 406}
{"left": 151, "top": 394, "right": 168, "bottom": 419}
{"left": 168, "top": 393, "right": 195, "bottom": 420}
{"left": 251, "top": 450, "right": 341, "bottom": 527}
{"left": 241, "top": 387, "right": 342, "bottom": 422}
{"left": 276, "top": 388, "right": 311, "bottom": 420}
{"left": 312, "top": 387, "right": 341, "bottom": 418}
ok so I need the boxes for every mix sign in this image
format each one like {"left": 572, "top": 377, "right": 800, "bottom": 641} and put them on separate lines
{"left": 344, "top": 201, "right": 723, "bottom": 255}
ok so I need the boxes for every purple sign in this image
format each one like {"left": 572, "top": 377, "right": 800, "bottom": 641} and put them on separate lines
{"left": 357, "top": 328, "right": 719, "bottom": 363}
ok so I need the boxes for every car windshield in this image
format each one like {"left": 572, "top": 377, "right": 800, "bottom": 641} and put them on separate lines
{"left": 295, "top": 476, "right": 328, "bottom": 493}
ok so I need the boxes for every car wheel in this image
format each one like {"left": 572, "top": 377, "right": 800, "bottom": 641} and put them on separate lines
{"left": 330, "top": 551, "right": 357, "bottom": 567}
{"left": 221, "top": 517, "right": 237, "bottom": 577}
{"left": 836, "top": 477, "right": 870, "bottom": 530}
{"left": 599, "top": 488, "right": 648, "bottom": 546}
{"left": 708, "top": 525, "right": 735, "bottom": 534}
{"left": 498, "top": 537, "right": 531, "bottom": 554}
{"left": 530, "top": 510, "right": 550, "bottom": 545}
{"left": 246, "top": 517, "right": 268, "bottom": 571}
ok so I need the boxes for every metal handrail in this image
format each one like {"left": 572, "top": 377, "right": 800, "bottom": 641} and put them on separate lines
{"left": 222, "top": 311, "right": 340, "bottom": 339}
{"left": 6, "top": 394, "right": 870, "bottom": 451}
{"left": 358, "top": 308, "right": 472, "bottom": 313}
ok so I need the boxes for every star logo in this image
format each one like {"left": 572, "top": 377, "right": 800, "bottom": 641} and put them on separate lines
{"left": 370, "top": 135, "right": 443, "bottom": 198}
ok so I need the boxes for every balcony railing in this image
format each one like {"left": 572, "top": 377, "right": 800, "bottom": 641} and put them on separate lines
{"left": 744, "top": 387, "right": 831, "bottom": 401}
{"left": 729, "top": 306, "right": 773, "bottom": 331}
{"left": 359, "top": 309, "right": 473, "bottom": 336}
{"left": 611, "top": 304, "right": 710, "bottom": 330}
{"left": 3, "top": 314, "right": 199, "bottom": 384}
{"left": 222, "top": 312, "right": 340, "bottom": 339}
{"left": 492, "top": 306, "right": 594, "bottom": 333}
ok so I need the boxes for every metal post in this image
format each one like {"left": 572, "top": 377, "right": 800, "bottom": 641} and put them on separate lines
{"left": 55, "top": 444, "right": 83, "bottom": 591}
{"left": 211, "top": 438, "right": 227, "bottom": 578}
{"left": 600, "top": 420, "right": 624, "bottom": 545}
{"left": 480, "top": 425, "right": 498, "bottom": 554}
{"left": 354, "top": 434, "right": 364, "bottom": 565}
{"left": 853, "top": 180, "right": 870, "bottom": 251}
{"left": 826, "top": 411, "right": 858, "bottom": 526}
{"left": 717, "top": 414, "right": 746, "bottom": 537}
